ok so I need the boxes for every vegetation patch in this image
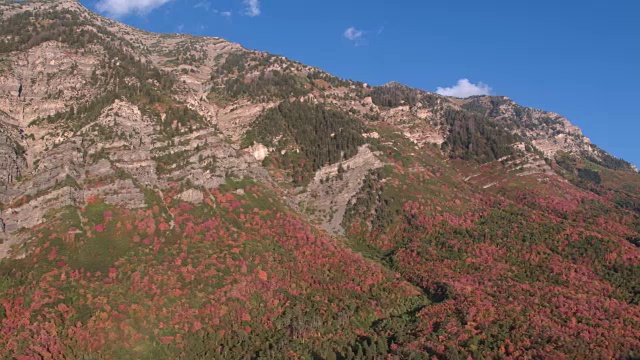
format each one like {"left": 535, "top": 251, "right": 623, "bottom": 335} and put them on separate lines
{"left": 244, "top": 100, "right": 367, "bottom": 184}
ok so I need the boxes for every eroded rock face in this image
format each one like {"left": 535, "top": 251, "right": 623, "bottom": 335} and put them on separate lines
{"left": 248, "top": 143, "right": 270, "bottom": 161}
{"left": 0, "top": 41, "right": 102, "bottom": 128}
{"left": 451, "top": 96, "right": 619, "bottom": 165}
{"left": 0, "top": 120, "right": 26, "bottom": 192}
{"left": 216, "top": 101, "right": 278, "bottom": 142}
{"left": 82, "top": 100, "right": 159, "bottom": 186}
{"left": 378, "top": 101, "right": 447, "bottom": 148}
{"left": 299, "top": 145, "right": 385, "bottom": 235}
{"left": 0, "top": 0, "right": 285, "bottom": 258}
{"left": 86, "top": 179, "right": 146, "bottom": 209}
{"left": 178, "top": 189, "right": 204, "bottom": 204}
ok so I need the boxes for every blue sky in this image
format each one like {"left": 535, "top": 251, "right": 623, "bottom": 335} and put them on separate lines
{"left": 80, "top": 0, "right": 640, "bottom": 167}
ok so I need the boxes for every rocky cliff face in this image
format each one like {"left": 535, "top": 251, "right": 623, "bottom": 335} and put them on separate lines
{"left": 0, "top": 117, "right": 26, "bottom": 192}
{"left": 455, "top": 95, "right": 636, "bottom": 169}
{"left": 0, "top": 0, "right": 636, "bottom": 255}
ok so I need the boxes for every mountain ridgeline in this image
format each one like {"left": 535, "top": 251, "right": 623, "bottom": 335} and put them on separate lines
{"left": 0, "top": 0, "right": 639, "bottom": 359}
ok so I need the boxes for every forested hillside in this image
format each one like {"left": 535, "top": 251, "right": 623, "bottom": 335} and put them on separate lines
{"left": 0, "top": 1, "right": 639, "bottom": 358}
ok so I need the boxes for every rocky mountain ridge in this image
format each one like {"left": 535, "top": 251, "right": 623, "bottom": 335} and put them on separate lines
{"left": 1, "top": 1, "right": 640, "bottom": 358}
{"left": 0, "top": 0, "right": 636, "bottom": 250}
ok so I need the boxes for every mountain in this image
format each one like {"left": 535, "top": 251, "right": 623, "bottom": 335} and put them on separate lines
{"left": 1, "top": 0, "right": 640, "bottom": 358}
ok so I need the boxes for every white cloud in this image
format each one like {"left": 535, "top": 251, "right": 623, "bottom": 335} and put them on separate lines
{"left": 436, "top": 78, "right": 492, "bottom": 98}
{"left": 194, "top": 1, "right": 211, "bottom": 11}
{"left": 198, "top": 0, "right": 232, "bottom": 18}
{"left": 343, "top": 27, "right": 364, "bottom": 41}
{"left": 96, "top": 0, "right": 172, "bottom": 17}
{"left": 243, "top": 0, "right": 261, "bottom": 17}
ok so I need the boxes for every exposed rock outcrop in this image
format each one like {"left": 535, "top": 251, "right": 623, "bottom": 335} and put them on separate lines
{"left": 298, "top": 145, "right": 384, "bottom": 235}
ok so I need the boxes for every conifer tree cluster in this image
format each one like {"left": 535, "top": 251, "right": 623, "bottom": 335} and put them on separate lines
{"left": 441, "top": 108, "right": 516, "bottom": 163}
{"left": 244, "top": 100, "right": 366, "bottom": 184}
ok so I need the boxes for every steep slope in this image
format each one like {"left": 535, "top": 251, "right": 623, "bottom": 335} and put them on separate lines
{"left": 1, "top": 0, "right": 639, "bottom": 358}
{"left": 457, "top": 95, "right": 637, "bottom": 171}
